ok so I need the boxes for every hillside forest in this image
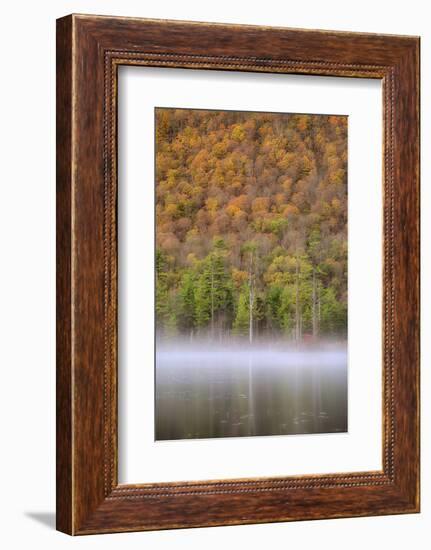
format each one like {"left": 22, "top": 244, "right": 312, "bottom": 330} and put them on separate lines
{"left": 155, "top": 108, "right": 348, "bottom": 344}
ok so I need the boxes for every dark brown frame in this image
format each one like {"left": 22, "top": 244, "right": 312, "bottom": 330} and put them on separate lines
{"left": 56, "top": 14, "right": 420, "bottom": 535}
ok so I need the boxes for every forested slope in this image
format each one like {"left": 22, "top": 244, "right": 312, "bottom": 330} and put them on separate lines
{"left": 155, "top": 108, "right": 348, "bottom": 343}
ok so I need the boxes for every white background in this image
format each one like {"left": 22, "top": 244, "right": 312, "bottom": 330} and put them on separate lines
{"left": 0, "top": 0, "right": 428, "bottom": 548}
{"left": 119, "top": 67, "right": 382, "bottom": 483}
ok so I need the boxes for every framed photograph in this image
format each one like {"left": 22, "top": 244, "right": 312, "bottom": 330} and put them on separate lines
{"left": 56, "top": 14, "right": 420, "bottom": 535}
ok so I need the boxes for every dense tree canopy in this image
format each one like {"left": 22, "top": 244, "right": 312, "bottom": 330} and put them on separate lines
{"left": 155, "top": 108, "right": 347, "bottom": 343}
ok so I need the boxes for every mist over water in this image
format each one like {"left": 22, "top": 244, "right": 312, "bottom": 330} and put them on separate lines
{"left": 155, "top": 340, "right": 347, "bottom": 441}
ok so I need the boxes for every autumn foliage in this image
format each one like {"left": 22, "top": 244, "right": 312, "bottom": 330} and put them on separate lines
{"left": 155, "top": 108, "right": 348, "bottom": 342}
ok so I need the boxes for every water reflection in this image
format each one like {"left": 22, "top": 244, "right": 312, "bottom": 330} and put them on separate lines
{"left": 155, "top": 346, "right": 347, "bottom": 441}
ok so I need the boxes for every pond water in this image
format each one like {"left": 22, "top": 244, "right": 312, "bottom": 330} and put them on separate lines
{"left": 155, "top": 347, "right": 347, "bottom": 441}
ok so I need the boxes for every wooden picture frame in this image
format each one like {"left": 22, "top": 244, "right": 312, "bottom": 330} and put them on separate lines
{"left": 56, "top": 14, "right": 420, "bottom": 535}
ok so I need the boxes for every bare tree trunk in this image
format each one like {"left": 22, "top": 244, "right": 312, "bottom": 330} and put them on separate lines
{"left": 295, "top": 258, "right": 300, "bottom": 343}
{"left": 312, "top": 267, "right": 318, "bottom": 338}
{"left": 210, "top": 261, "right": 214, "bottom": 339}
{"left": 299, "top": 312, "right": 303, "bottom": 341}
{"left": 249, "top": 251, "right": 254, "bottom": 344}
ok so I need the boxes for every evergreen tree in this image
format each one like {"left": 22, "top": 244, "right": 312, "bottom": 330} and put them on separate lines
{"left": 178, "top": 270, "right": 196, "bottom": 335}
{"left": 233, "top": 287, "right": 250, "bottom": 336}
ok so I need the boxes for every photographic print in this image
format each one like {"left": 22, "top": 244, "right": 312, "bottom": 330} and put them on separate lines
{"left": 155, "top": 107, "right": 348, "bottom": 441}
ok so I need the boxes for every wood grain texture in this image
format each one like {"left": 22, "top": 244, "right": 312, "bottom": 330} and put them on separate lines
{"left": 56, "top": 14, "right": 420, "bottom": 535}
{"left": 56, "top": 15, "right": 73, "bottom": 535}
